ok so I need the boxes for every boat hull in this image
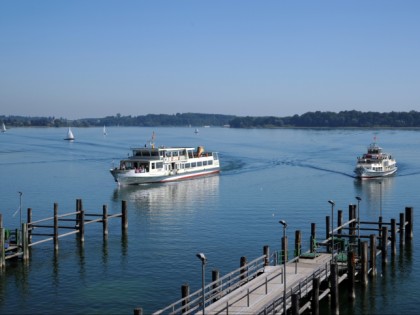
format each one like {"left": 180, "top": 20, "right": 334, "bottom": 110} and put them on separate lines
{"left": 110, "top": 167, "right": 220, "bottom": 185}
{"left": 354, "top": 167, "right": 397, "bottom": 179}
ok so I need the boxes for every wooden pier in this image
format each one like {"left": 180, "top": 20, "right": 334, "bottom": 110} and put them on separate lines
{"left": 139, "top": 205, "right": 414, "bottom": 315}
{"left": 0, "top": 199, "right": 128, "bottom": 269}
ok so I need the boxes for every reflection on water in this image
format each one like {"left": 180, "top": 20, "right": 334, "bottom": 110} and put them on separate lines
{"left": 112, "top": 175, "right": 220, "bottom": 212}
{"left": 353, "top": 177, "right": 395, "bottom": 217}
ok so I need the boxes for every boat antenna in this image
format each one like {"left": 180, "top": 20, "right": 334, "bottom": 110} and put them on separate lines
{"left": 149, "top": 131, "right": 156, "bottom": 149}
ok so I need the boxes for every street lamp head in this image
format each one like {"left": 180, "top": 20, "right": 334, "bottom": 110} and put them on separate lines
{"left": 279, "top": 220, "right": 287, "bottom": 227}
{"left": 356, "top": 196, "right": 362, "bottom": 201}
{"left": 196, "top": 252, "right": 207, "bottom": 264}
{"left": 328, "top": 200, "right": 335, "bottom": 206}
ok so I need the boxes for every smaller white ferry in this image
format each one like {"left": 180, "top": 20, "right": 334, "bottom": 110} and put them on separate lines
{"left": 110, "top": 140, "right": 220, "bottom": 185}
{"left": 354, "top": 141, "right": 397, "bottom": 179}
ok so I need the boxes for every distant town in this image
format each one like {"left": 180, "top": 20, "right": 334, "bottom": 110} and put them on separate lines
{"left": 2, "top": 110, "right": 420, "bottom": 128}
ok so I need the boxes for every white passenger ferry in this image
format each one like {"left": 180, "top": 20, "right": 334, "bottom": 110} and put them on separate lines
{"left": 354, "top": 141, "right": 397, "bottom": 179}
{"left": 110, "top": 144, "right": 220, "bottom": 185}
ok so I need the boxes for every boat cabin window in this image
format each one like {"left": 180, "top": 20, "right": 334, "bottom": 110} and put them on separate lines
{"left": 156, "top": 162, "right": 163, "bottom": 169}
{"left": 203, "top": 160, "right": 208, "bottom": 166}
{"left": 191, "top": 162, "right": 197, "bottom": 167}
{"left": 197, "top": 161, "right": 203, "bottom": 167}
{"left": 185, "top": 163, "right": 191, "bottom": 169}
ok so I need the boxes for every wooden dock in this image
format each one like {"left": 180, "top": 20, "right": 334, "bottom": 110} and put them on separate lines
{"left": 139, "top": 205, "right": 414, "bottom": 315}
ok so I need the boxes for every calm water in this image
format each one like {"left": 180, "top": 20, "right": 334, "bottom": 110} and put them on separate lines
{"left": 0, "top": 127, "right": 418, "bottom": 314}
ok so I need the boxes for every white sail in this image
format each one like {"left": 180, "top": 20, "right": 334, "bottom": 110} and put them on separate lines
{"left": 65, "top": 127, "right": 75, "bottom": 140}
{"left": 103, "top": 125, "right": 107, "bottom": 135}
{"left": 1, "top": 123, "right": 6, "bottom": 132}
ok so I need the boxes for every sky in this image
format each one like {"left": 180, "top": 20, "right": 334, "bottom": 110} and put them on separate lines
{"left": 1, "top": 1, "right": 420, "bottom": 119}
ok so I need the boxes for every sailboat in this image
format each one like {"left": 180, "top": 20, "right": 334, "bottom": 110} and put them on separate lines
{"left": 1, "top": 122, "right": 6, "bottom": 133}
{"left": 64, "top": 127, "right": 75, "bottom": 141}
{"left": 103, "top": 125, "right": 107, "bottom": 136}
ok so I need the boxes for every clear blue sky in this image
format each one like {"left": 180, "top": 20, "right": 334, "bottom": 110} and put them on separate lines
{"left": 1, "top": 1, "right": 419, "bottom": 119}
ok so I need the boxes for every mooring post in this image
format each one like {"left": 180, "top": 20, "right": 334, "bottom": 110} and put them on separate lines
{"left": 349, "top": 204, "right": 357, "bottom": 248}
{"left": 381, "top": 226, "right": 388, "bottom": 265}
{"left": 181, "top": 283, "right": 190, "bottom": 314}
{"left": 263, "top": 245, "right": 270, "bottom": 266}
{"left": 405, "top": 206, "right": 413, "bottom": 241}
{"left": 391, "top": 218, "right": 397, "bottom": 256}
{"left": 378, "top": 216, "right": 383, "bottom": 246}
{"left": 361, "top": 241, "right": 368, "bottom": 287}
{"left": 295, "top": 230, "right": 301, "bottom": 258}
{"left": 102, "top": 204, "right": 108, "bottom": 238}
{"left": 0, "top": 227, "right": 5, "bottom": 269}
{"left": 27, "top": 208, "right": 32, "bottom": 244}
{"left": 240, "top": 256, "right": 247, "bottom": 281}
{"left": 54, "top": 203, "right": 59, "bottom": 251}
{"left": 282, "top": 235, "right": 288, "bottom": 263}
{"left": 121, "top": 200, "right": 128, "bottom": 232}
{"left": 79, "top": 207, "right": 85, "bottom": 243}
{"left": 310, "top": 223, "right": 316, "bottom": 253}
{"left": 337, "top": 210, "right": 343, "bottom": 237}
{"left": 22, "top": 223, "right": 29, "bottom": 260}
{"left": 291, "top": 293, "right": 299, "bottom": 315}
{"left": 311, "top": 277, "right": 320, "bottom": 315}
{"left": 75, "top": 199, "right": 81, "bottom": 228}
{"left": 399, "top": 212, "right": 405, "bottom": 246}
{"left": 133, "top": 307, "right": 143, "bottom": 315}
{"left": 212, "top": 269, "right": 220, "bottom": 302}
{"left": 347, "top": 251, "right": 355, "bottom": 300}
{"left": 369, "top": 234, "right": 377, "bottom": 277}
{"left": 330, "top": 262, "right": 339, "bottom": 315}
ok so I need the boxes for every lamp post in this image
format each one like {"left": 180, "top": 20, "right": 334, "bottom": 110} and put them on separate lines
{"left": 356, "top": 196, "right": 362, "bottom": 256}
{"left": 196, "top": 253, "right": 207, "bottom": 315}
{"left": 279, "top": 220, "right": 287, "bottom": 315}
{"left": 328, "top": 200, "right": 335, "bottom": 262}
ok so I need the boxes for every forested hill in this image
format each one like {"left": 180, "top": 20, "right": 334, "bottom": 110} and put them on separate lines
{"left": 2, "top": 110, "right": 420, "bottom": 128}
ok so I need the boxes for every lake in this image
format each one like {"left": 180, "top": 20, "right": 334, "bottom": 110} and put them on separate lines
{"left": 0, "top": 127, "right": 418, "bottom": 314}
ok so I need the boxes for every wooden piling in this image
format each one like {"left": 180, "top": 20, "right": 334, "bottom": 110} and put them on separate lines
{"left": 399, "top": 212, "right": 405, "bottom": 246}
{"left": 405, "top": 207, "right": 413, "bottom": 241}
{"left": 360, "top": 241, "right": 368, "bottom": 287}
{"left": 0, "top": 214, "right": 2, "bottom": 228}
{"left": 27, "top": 208, "right": 32, "bottom": 244}
{"left": 122, "top": 200, "right": 128, "bottom": 232}
{"left": 53, "top": 203, "right": 59, "bottom": 251}
{"left": 133, "top": 307, "right": 143, "bottom": 315}
{"left": 282, "top": 235, "right": 288, "bottom": 263}
{"left": 310, "top": 223, "right": 316, "bottom": 253}
{"left": 311, "top": 277, "right": 320, "bottom": 315}
{"left": 369, "top": 234, "right": 377, "bottom": 277}
{"left": 381, "top": 226, "right": 388, "bottom": 265}
{"left": 291, "top": 293, "right": 299, "bottom": 315}
{"left": 240, "top": 256, "right": 247, "bottom": 281}
{"left": 22, "top": 223, "right": 29, "bottom": 260}
{"left": 102, "top": 205, "right": 108, "bottom": 238}
{"left": 212, "top": 269, "right": 220, "bottom": 302}
{"left": 378, "top": 216, "right": 383, "bottom": 246}
{"left": 391, "top": 219, "right": 397, "bottom": 256}
{"left": 337, "top": 210, "right": 343, "bottom": 237}
{"left": 263, "top": 245, "right": 270, "bottom": 267}
{"left": 330, "top": 262, "right": 339, "bottom": 315}
{"left": 349, "top": 204, "right": 356, "bottom": 245}
{"left": 181, "top": 283, "right": 190, "bottom": 314}
{"left": 295, "top": 230, "right": 301, "bottom": 257}
{"left": 0, "top": 227, "right": 5, "bottom": 268}
{"left": 347, "top": 251, "right": 355, "bottom": 300}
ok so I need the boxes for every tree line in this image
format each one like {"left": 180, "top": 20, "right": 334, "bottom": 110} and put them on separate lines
{"left": 2, "top": 110, "right": 420, "bottom": 128}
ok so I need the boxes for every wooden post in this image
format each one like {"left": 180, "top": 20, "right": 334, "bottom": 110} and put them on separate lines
{"left": 337, "top": 210, "right": 343, "bottom": 237}
{"left": 311, "top": 277, "right": 320, "bottom": 315}
{"left": 181, "top": 283, "right": 190, "bottom": 314}
{"left": 121, "top": 200, "right": 128, "bottom": 232}
{"left": 295, "top": 230, "right": 301, "bottom": 257}
{"left": 347, "top": 251, "right": 355, "bottom": 300}
{"left": 330, "top": 262, "right": 339, "bottom": 315}
{"left": 133, "top": 307, "right": 143, "bottom": 315}
{"left": 54, "top": 203, "right": 59, "bottom": 251}
{"left": 212, "top": 269, "right": 220, "bottom": 302}
{"left": 399, "top": 212, "right": 405, "bottom": 246}
{"left": 102, "top": 204, "right": 108, "bottom": 238}
{"left": 291, "top": 293, "right": 299, "bottom": 315}
{"left": 381, "top": 226, "right": 388, "bottom": 265}
{"left": 27, "top": 208, "right": 32, "bottom": 244}
{"left": 263, "top": 245, "right": 270, "bottom": 266}
{"left": 79, "top": 208, "right": 85, "bottom": 243}
{"left": 310, "top": 223, "right": 316, "bottom": 253}
{"left": 349, "top": 204, "right": 356, "bottom": 246}
{"left": 378, "top": 216, "right": 383, "bottom": 246}
{"left": 0, "top": 214, "right": 2, "bottom": 228}
{"left": 282, "top": 235, "right": 288, "bottom": 263}
{"left": 369, "top": 234, "right": 377, "bottom": 277}
{"left": 361, "top": 241, "right": 368, "bottom": 287}
{"left": 391, "top": 219, "right": 397, "bottom": 256}
{"left": 75, "top": 199, "right": 81, "bottom": 227}
{"left": 0, "top": 227, "right": 5, "bottom": 269}
{"left": 405, "top": 206, "right": 413, "bottom": 241}
{"left": 22, "top": 223, "right": 29, "bottom": 260}
{"left": 240, "top": 256, "right": 247, "bottom": 281}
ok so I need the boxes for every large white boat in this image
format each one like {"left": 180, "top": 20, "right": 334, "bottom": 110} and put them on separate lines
{"left": 354, "top": 142, "right": 397, "bottom": 179}
{"left": 110, "top": 144, "right": 220, "bottom": 185}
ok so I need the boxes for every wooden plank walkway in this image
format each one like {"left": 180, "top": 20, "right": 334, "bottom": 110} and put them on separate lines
{"left": 203, "top": 253, "right": 332, "bottom": 315}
